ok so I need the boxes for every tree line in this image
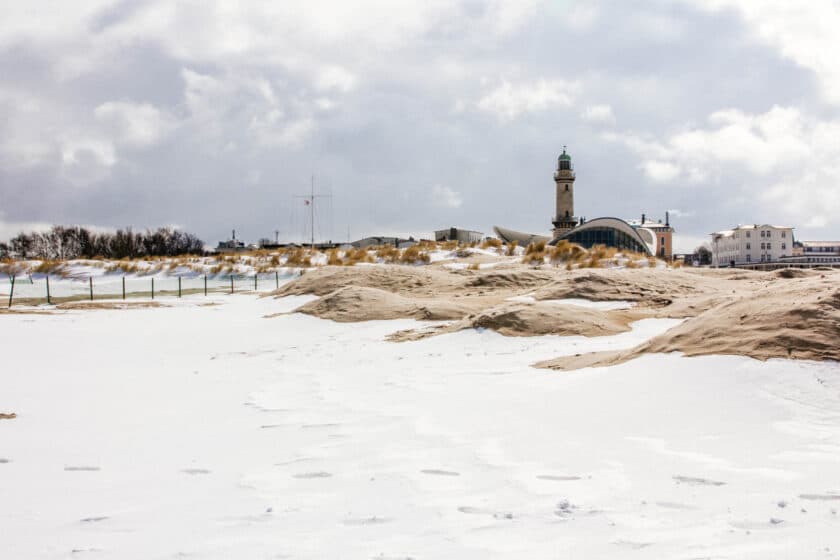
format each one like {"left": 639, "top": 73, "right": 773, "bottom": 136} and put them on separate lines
{"left": 0, "top": 226, "right": 205, "bottom": 260}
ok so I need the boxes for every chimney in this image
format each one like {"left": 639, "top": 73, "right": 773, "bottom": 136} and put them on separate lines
{"left": 232, "top": 229, "right": 236, "bottom": 241}
{"left": 666, "top": 211, "right": 670, "bottom": 226}
{"left": 641, "top": 213, "right": 646, "bottom": 224}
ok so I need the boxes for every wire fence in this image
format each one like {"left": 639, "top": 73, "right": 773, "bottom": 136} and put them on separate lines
{"left": 0, "top": 271, "right": 299, "bottom": 307}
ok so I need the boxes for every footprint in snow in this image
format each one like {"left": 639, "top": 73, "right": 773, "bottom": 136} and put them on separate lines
{"left": 293, "top": 471, "right": 332, "bottom": 479}
{"left": 537, "top": 474, "right": 581, "bottom": 481}
{"left": 64, "top": 466, "right": 100, "bottom": 472}
{"left": 420, "top": 469, "right": 460, "bottom": 477}
{"left": 457, "top": 506, "right": 513, "bottom": 519}
{"left": 673, "top": 475, "right": 726, "bottom": 486}
{"left": 181, "top": 468, "right": 211, "bottom": 475}
{"left": 799, "top": 493, "right": 840, "bottom": 501}
{"left": 343, "top": 516, "right": 392, "bottom": 526}
{"left": 80, "top": 516, "right": 108, "bottom": 523}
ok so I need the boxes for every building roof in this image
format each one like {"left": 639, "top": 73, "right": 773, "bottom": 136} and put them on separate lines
{"left": 711, "top": 224, "right": 794, "bottom": 236}
{"left": 801, "top": 241, "right": 840, "bottom": 247}
{"left": 558, "top": 150, "right": 571, "bottom": 161}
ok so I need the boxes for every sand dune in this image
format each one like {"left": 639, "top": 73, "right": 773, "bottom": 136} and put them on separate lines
{"left": 271, "top": 263, "right": 840, "bottom": 366}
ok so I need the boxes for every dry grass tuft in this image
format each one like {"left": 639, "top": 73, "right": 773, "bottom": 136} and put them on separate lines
{"left": 327, "top": 249, "right": 342, "bottom": 266}
{"left": 505, "top": 240, "right": 519, "bottom": 256}
{"left": 33, "top": 260, "right": 63, "bottom": 274}
{"left": 345, "top": 247, "right": 373, "bottom": 265}
{"left": 375, "top": 245, "right": 400, "bottom": 263}
{"left": 548, "top": 240, "right": 586, "bottom": 264}
{"left": 522, "top": 251, "right": 546, "bottom": 265}
{"left": 400, "top": 245, "right": 430, "bottom": 264}
{"left": 480, "top": 238, "right": 502, "bottom": 250}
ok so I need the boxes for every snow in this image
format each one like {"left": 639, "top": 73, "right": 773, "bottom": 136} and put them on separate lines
{"left": 2, "top": 296, "right": 840, "bottom": 558}
{"left": 507, "top": 294, "right": 635, "bottom": 310}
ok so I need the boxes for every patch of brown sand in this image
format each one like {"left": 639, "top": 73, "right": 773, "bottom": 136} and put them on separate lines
{"left": 292, "top": 286, "right": 474, "bottom": 322}
{"left": 537, "top": 272, "right": 840, "bottom": 370}
{"left": 270, "top": 265, "right": 464, "bottom": 298}
{"left": 268, "top": 263, "right": 840, "bottom": 366}
{"left": 390, "top": 302, "right": 639, "bottom": 341}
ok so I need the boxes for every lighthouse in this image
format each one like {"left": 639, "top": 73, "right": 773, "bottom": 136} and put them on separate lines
{"left": 552, "top": 146, "right": 578, "bottom": 237}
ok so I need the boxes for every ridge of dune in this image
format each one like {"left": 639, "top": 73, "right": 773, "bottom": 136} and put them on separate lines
{"left": 293, "top": 285, "right": 474, "bottom": 322}
{"left": 269, "top": 262, "right": 840, "bottom": 366}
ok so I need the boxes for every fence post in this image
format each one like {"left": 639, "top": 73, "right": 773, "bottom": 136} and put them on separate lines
{"left": 230, "top": 275, "right": 234, "bottom": 294}
{"left": 89, "top": 277, "right": 93, "bottom": 301}
{"left": 254, "top": 274, "right": 257, "bottom": 291}
{"left": 204, "top": 275, "right": 207, "bottom": 296}
{"left": 8, "top": 274, "right": 15, "bottom": 308}
{"left": 151, "top": 277, "right": 155, "bottom": 300}
{"left": 178, "top": 276, "right": 182, "bottom": 298}
{"left": 46, "top": 275, "right": 51, "bottom": 305}
{"left": 122, "top": 276, "right": 126, "bottom": 300}
{"left": 275, "top": 270, "right": 279, "bottom": 289}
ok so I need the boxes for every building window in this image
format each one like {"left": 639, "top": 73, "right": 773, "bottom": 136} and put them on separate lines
{"left": 746, "top": 243, "right": 751, "bottom": 250}
{"left": 782, "top": 243, "right": 786, "bottom": 250}
{"left": 746, "top": 231, "right": 751, "bottom": 238}
{"left": 746, "top": 254, "right": 751, "bottom": 262}
{"left": 782, "top": 232, "right": 786, "bottom": 238}
{"left": 767, "top": 243, "right": 771, "bottom": 250}
{"left": 761, "top": 242, "right": 765, "bottom": 249}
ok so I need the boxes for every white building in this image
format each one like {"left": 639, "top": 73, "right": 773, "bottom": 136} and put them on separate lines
{"left": 710, "top": 224, "right": 794, "bottom": 267}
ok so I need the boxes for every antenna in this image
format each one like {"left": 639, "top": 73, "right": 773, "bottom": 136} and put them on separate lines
{"left": 294, "top": 174, "right": 332, "bottom": 248}
{"left": 274, "top": 230, "right": 279, "bottom": 244}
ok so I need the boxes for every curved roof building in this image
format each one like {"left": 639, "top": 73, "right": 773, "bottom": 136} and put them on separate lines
{"left": 549, "top": 217, "right": 656, "bottom": 255}
{"left": 492, "top": 148, "right": 674, "bottom": 258}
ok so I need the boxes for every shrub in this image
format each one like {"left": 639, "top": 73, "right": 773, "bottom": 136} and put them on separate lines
{"left": 33, "top": 260, "right": 62, "bottom": 274}
{"left": 505, "top": 240, "right": 519, "bottom": 256}
{"left": 522, "top": 251, "right": 546, "bottom": 265}
{"left": 327, "top": 249, "right": 342, "bottom": 266}
{"left": 285, "top": 248, "right": 307, "bottom": 266}
{"left": 345, "top": 247, "right": 372, "bottom": 265}
{"left": 375, "top": 245, "right": 400, "bottom": 263}
{"left": 400, "top": 245, "right": 430, "bottom": 264}
{"left": 549, "top": 240, "right": 586, "bottom": 263}
{"left": 480, "top": 238, "right": 502, "bottom": 250}
{"left": 525, "top": 240, "right": 547, "bottom": 255}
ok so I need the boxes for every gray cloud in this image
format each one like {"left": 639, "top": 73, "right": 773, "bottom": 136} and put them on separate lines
{"left": 0, "top": 0, "right": 837, "bottom": 252}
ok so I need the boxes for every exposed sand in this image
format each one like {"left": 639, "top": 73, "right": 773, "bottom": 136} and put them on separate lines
{"left": 270, "top": 264, "right": 840, "bottom": 366}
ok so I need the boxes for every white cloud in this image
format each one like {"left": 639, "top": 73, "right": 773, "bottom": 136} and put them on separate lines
{"left": 691, "top": 0, "right": 840, "bottom": 104}
{"left": 431, "top": 185, "right": 463, "bottom": 209}
{"left": 95, "top": 101, "right": 174, "bottom": 148}
{"left": 640, "top": 160, "right": 681, "bottom": 183}
{"left": 477, "top": 79, "right": 578, "bottom": 121}
{"left": 580, "top": 104, "right": 615, "bottom": 125}
{"left": 565, "top": 5, "right": 600, "bottom": 30}
{"left": 611, "top": 104, "right": 840, "bottom": 230}
{"left": 316, "top": 66, "right": 357, "bottom": 93}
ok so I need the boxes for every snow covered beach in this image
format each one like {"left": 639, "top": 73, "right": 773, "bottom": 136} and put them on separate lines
{"left": 3, "top": 290, "right": 840, "bottom": 559}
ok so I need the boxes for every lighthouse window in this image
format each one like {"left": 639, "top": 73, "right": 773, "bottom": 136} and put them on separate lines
{"left": 565, "top": 184, "right": 569, "bottom": 191}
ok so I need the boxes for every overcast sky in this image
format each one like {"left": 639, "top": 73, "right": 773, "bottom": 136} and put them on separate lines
{"left": 2, "top": 1, "right": 839, "bottom": 252}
